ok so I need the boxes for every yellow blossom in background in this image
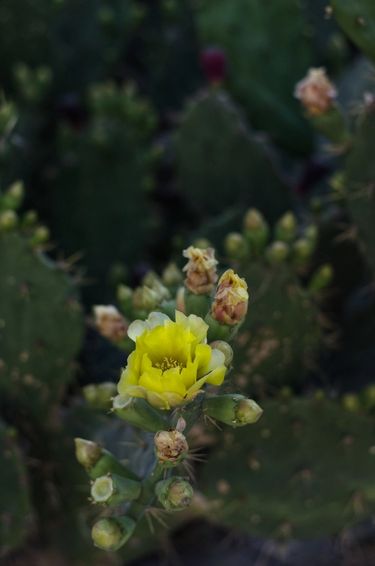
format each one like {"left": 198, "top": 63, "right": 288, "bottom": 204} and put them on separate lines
{"left": 294, "top": 67, "right": 337, "bottom": 116}
{"left": 117, "top": 311, "right": 227, "bottom": 409}
{"left": 182, "top": 246, "right": 218, "bottom": 294}
{"left": 211, "top": 269, "right": 249, "bottom": 326}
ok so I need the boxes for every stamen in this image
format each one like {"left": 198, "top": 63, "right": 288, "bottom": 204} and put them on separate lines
{"left": 155, "top": 357, "right": 183, "bottom": 372}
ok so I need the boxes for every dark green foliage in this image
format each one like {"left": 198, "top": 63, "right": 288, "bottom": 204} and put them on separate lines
{"left": 195, "top": 0, "right": 314, "bottom": 153}
{"left": 0, "top": 422, "right": 33, "bottom": 557}
{"left": 345, "top": 103, "right": 375, "bottom": 272}
{"left": 176, "top": 91, "right": 292, "bottom": 223}
{"left": 331, "top": 0, "right": 375, "bottom": 64}
{"left": 0, "top": 231, "right": 83, "bottom": 419}
{"left": 199, "top": 397, "right": 375, "bottom": 538}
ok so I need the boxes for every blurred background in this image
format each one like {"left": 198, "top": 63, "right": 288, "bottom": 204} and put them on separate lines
{"left": 1, "top": 1, "right": 375, "bottom": 565}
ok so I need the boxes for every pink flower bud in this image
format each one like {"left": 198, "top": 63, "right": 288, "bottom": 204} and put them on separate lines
{"left": 295, "top": 68, "right": 337, "bottom": 116}
{"left": 183, "top": 246, "right": 218, "bottom": 295}
{"left": 211, "top": 269, "right": 249, "bottom": 326}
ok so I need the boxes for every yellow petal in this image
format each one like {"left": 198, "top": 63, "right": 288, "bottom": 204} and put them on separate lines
{"left": 139, "top": 369, "right": 164, "bottom": 393}
{"left": 175, "top": 310, "right": 208, "bottom": 343}
{"left": 161, "top": 368, "right": 187, "bottom": 397}
{"left": 186, "top": 375, "right": 209, "bottom": 398}
{"left": 163, "top": 391, "right": 185, "bottom": 407}
{"left": 205, "top": 364, "right": 226, "bottom": 386}
{"left": 146, "top": 390, "right": 170, "bottom": 410}
{"left": 122, "top": 385, "right": 147, "bottom": 399}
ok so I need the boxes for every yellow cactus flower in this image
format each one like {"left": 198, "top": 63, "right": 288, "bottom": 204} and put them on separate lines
{"left": 117, "top": 311, "right": 227, "bottom": 410}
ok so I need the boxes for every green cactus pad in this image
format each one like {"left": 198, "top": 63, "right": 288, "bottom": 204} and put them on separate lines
{"left": 345, "top": 103, "right": 375, "bottom": 272}
{"left": 331, "top": 1, "right": 375, "bottom": 64}
{"left": 199, "top": 397, "right": 375, "bottom": 538}
{"left": 0, "top": 421, "right": 33, "bottom": 558}
{"left": 0, "top": 232, "right": 83, "bottom": 418}
{"left": 176, "top": 91, "right": 292, "bottom": 222}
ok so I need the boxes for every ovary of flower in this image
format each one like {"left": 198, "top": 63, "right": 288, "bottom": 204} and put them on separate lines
{"left": 117, "top": 311, "right": 227, "bottom": 410}
{"left": 182, "top": 246, "right": 218, "bottom": 295}
{"left": 294, "top": 68, "right": 337, "bottom": 116}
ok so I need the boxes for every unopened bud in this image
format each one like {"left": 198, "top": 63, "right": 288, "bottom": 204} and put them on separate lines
{"left": 266, "top": 241, "right": 289, "bottom": 264}
{"left": 0, "top": 210, "right": 17, "bottom": 231}
{"left": 203, "top": 394, "right": 263, "bottom": 427}
{"left": 275, "top": 212, "right": 297, "bottom": 243}
{"left": 243, "top": 208, "right": 269, "bottom": 254}
{"left": 295, "top": 68, "right": 337, "bottom": 116}
{"left": 30, "top": 225, "right": 50, "bottom": 246}
{"left": 75, "top": 438, "right": 102, "bottom": 471}
{"left": 155, "top": 477, "right": 193, "bottom": 511}
{"left": 75, "top": 438, "right": 138, "bottom": 481}
{"left": 309, "top": 264, "right": 333, "bottom": 292}
{"left": 93, "top": 305, "right": 127, "bottom": 342}
{"left": 224, "top": 232, "right": 248, "bottom": 260}
{"left": 132, "top": 286, "right": 159, "bottom": 312}
{"left": 183, "top": 246, "right": 218, "bottom": 295}
{"left": 83, "top": 382, "right": 117, "bottom": 410}
{"left": 304, "top": 224, "right": 318, "bottom": 245}
{"left": 22, "top": 210, "right": 38, "bottom": 227}
{"left": 211, "top": 269, "right": 248, "bottom": 326}
{"left": 162, "top": 262, "right": 183, "bottom": 287}
{"left": 154, "top": 430, "right": 189, "bottom": 466}
{"left": 91, "top": 517, "right": 136, "bottom": 551}
{"left": 2, "top": 181, "right": 24, "bottom": 210}
{"left": 91, "top": 473, "right": 141, "bottom": 505}
{"left": 342, "top": 393, "right": 360, "bottom": 413}
{"left": 292, "top": 238, "right": 314, "bottom": 268}
{"left": 209, "top": 341, "right": 233, "bottom": 367}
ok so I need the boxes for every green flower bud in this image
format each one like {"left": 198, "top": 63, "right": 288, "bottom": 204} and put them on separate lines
{"left": 83, "top": 382, "right": 117, "bottom": 410}
{"left": 30, "top": 226, "right": 50, "bottom": 246}
{"left": 192, "top": 238, "right": 211, "bottom": 250}
{"left": 0, "top": 210, "right": 18, "bottom": 231}
{"left": 275, "top": 212, "right": 297, "bottom": 243}
{"left": 209, "top": 340, "right": 233, "bottom": 367}
{"left": 2, "top": 181, "right": 24, "bottom": 210}
{"left": 155, "top": 477, "right": 193, "bottom": 511}
{"left": 74, "top": 438, "right": 138, "bottom": 481}
{"left": 91, "top": 473, "right": 141, "bottom": 505}
{"left": 133, "top": 286, "right": 159, "bottom": 312}
{"left": 308, "top": 264, "right": 333, "bottom": 293}
{"left": 162, "top": 262, "right": 183, "bottom": 287}
{"left": 224, "top": 232, "right": 248, "bottom": 260}
{"left": 266, "top": 241, "right": 289, "bottom": 264}
{"left": 154, "top": 430, "right": 189, "bottom": 466}
{"left": 342, "top": 394, "right": 360, "bottom": 413}
{"left": 304, "top": 224, "right": 318, "bottom": 246}
{"left": 243, "top": 208, "right": 269, "bottom": 255}
{"left": 292, "top": 238, "right": 314, "bottom": 269}
{"left": 203, "top": 394, "right": 263, "bottom": 427}
{"left": 91, "top": 517, "right": 136, "bottom": 551}
{"left": 22, "top": 210, "right": 38, "bottom": 227}
{"left": 113, "top": 395, "right": 168, "bottom": 433}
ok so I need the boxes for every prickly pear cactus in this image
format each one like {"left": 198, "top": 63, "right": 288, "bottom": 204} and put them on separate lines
{"left": 195, "top": 0, "right": 314, "bottom": 153}
{"left": 224, "top": 210, "right": 332, "bottom": 391}
{"left": 199, "top": 396, "right": 375, "bottom": 538}
{"left": 0, "top": 421, "right": 33, "bottom": 558}
{"left": 176, "top": 91, "right": 292, "bottom": 222}
{"left": 344, "top": 103, "right": 375, "bottom": 273}
{"left": 45, "top": 81, "right": 157, "bottom": 302}
{"left": 0, "top": 193, "right": 83, "bottom": 419}
{"left": 331, "top": 1, "right": 375, "bottom": 64}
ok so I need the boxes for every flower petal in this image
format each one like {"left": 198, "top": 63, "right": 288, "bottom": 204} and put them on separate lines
{"left": 146, "top": 391, "right": 170, "bottom": 410}
{"left": 175, "top": 310, "right": 208, "bottom": 343}
{"left": 128, "top": 319, "right": 147, "bottom": 342}
{"left": 205, "top": 364, "right": 226, "bottom": 386}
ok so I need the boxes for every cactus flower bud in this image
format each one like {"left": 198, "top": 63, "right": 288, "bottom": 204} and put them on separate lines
{"left": 113, "top": 395, "right": 168, "bottom": 433}
{"left": 93, "top": 305, "right": 127, "bottom": 342}
{"left": 132, "top": 286, "right": 159, "bottom": 312}
{"left": 243, "top": 208, "right": 269, "bottom": 255}
{"left": 83, "top": 382, "right": 117, "bottom": 410}
{"left": 2, "top": 181, "right": 24, "bottom": 210}
{"left": 91, "top": 517, "right": 136, "bottom": 551}
{"left": 209, "top": 340, "right": 233, "bottom": 367}
{"left": 183, "top": 246, "right": 218, "bottom": 295}
{"left": 224, "top": 232, "right": 248, "bottom": 260}
{"left": 200, "top": 46, "right": 227, "bottom": 85}
{"left": 275, "top": 212, "right": 297, "bottom": 243}
{"left": 91, "top": 473, "right": 141, "bottom": 505}
{"left": 22, "top": 209, "right": 38, "bottom": 227}
{"left": 162, "top": 262, "right": 183, "bottom": 286}
{"left": 266, "top": 241, "right": 289, "bottom": 264}
{"left": 142, "top": 271, "right": 170, "bottom": 302}
{"left": 203, "top": 394, "right": 263, "bottom": 427}
{"left": 155, "top": 477, "right": 193, "bottom": 511}
{"left": 292, "top": 238, "right": 314, "bottom": 268}
{"left": 295, "top": 68, "right": 337, "bottom": 116}
{"left": 154, "top": 430, "right": 189, "bottom": 466}
{"left": 0, "top": 210, "right": 18, "bottom": 231}
{"left": 211, "top": 269, "right": 248, "bottom": 326}
{"left": 308, "top": 264, "right": 333, "bottom": 292}
{"left": 74, "top": 438, "right": 138, "bottom": 481}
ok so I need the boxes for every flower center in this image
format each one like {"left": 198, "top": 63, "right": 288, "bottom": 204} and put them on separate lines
{"left": 154, "top": 357, "right": 183, "bottom": 372}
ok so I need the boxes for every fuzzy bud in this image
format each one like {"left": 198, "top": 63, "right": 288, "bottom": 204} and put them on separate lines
{"left": 30, "top": 225, "right": 50, "bottom": 246}
{"left": 183, "top": 246, "right": 218, "bottom": 295}
{"left": 224, "top": 232, "right": 248, "bottom": 260}
{"left": 2, "top": 181, "right": 24, "bottom": 210}
{"left": 0, "top": 210, "right": 18, "bottom": 231}
{"left": 93, "top": 305, "right": 127, "bottom": 342}
{"left": 162, "top": 262, "right": 183, "bottom": 287}
{"left": 203, "top": 394, "right": 263, "bottom": 427}
{"left": 295, "top": 68, "right": 337, "bottom": 116}
{"left": 292, "top": 238, "right": 314, "bottom": 268}
{"left": 132, "top": 286, "right": 159, "bottom": 312}
{"left": 155, "top": 477, "right": 193, "bottom": 511}
{"left": 275, "top": 212, "right": 297, "bottom": 243}
{"left": 309, "top": 264, "right": 333, "bottom": 292}
{"left": 75, "top": 438, "right": 138, "bottom": 481}
{"left": 209, "top": 340, "right": 233, "bottom": 367}
{"left": 154, "top": 430, "right": 189, "bottom": 466}
{"left": 83, "top": 382, "right": 117, "bottom": 410}
{"left": 75, "top": 438, "right": 102, "bottom": 471}
{"left": 243, "top": 208, "right": 269, "bottom": 254}
{"left": 91, "top": 517, "right": 136, "bottom": 551}
{"left": 266, "top": 241, "right": 289, "bottom": 264}
{"left": 211, "top": 269, "right": 248, "bottom": 326}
